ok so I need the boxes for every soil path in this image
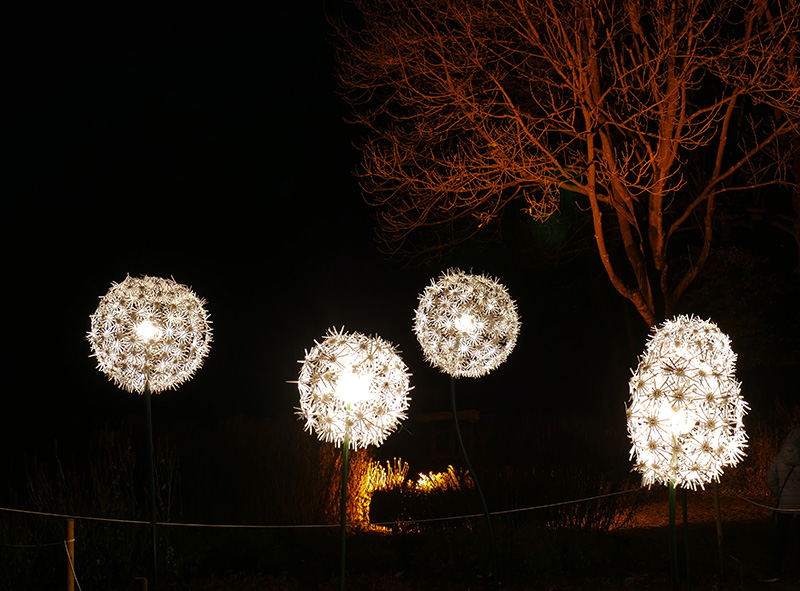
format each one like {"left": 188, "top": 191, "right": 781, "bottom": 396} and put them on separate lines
{"left": 623, "top": 487, "right": 774, "bottom": 529}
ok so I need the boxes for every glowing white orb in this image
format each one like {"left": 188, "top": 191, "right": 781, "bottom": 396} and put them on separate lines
{"left": 88, "top": 275, "right": 213, "bottom": 394}
{"left": 297, "top": 328, "right": 412, "bottom": 449}
{"left": 136, "top": 320, "right": 162, "bottom": 343}
{"left": 454, "top": 313, "right": 478, "bottom": 334}
{"left": 626, "top": 315, "right": 748, "bottom": 490}
{"left": 414, "top": 269, "right": 520, "bottom": 378}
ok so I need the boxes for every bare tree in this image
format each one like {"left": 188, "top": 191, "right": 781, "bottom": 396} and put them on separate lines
{"left": 333, "top": 0, "right": 799, "bottom": 325}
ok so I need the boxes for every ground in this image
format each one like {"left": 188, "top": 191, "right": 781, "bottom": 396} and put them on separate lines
{"left": 174, "top": 488, "right": 799, "bottom": 591}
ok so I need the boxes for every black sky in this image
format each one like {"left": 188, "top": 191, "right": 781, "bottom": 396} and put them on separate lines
{"left": 4, "top": 3, "right": 797, "bottom": 480}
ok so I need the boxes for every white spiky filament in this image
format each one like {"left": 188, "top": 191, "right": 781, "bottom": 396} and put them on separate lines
{"left": 88, "top": 275, "right": 213, "bottom": 394}
{"left": 297, "top": 328, "right": 412, "bottom": 450}
{"left": 414, "top": 269, "right": 520, "bottom": 378}
{"left": 626, "top": 315, "right": 748, "bottom": 490}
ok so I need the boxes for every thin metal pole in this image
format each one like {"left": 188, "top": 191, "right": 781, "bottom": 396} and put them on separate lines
{"left": 669, "top": 481, "right": 679, "bottom": 591}
{"left": 713, "top": 480, "right": 724, "bottom": 576}
{"left": 340, "top": 431, "right": 350, "bottom": 591}
{"left": 144, "top": 382, "right": 159, "bottom": 591}
{"left": 682, "top": 488, "right": 691, "bottom": 591}
{"left": 450, "top": 377, "right": 497, "bottom": 582}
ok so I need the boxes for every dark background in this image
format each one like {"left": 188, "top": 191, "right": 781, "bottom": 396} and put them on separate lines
{"left": 3, "top": 2, "right": 798, "bottom": 498}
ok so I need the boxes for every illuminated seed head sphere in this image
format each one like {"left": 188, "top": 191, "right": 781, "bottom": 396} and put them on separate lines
{"left": 414, "top": 269, "right": 520, "bottom": 378}
{"left": 626, "top": 315, "right": 748, "bottom": 490}
{"left": 88, "top": 275, "right": 213, "bottom": 394}
{"left": 297, "top": 328, "right": 412, "bottom": 450}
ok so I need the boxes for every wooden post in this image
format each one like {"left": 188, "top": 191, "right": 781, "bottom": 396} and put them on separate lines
{"left": 66, "top": 518, "right": 75, "bottom": 591}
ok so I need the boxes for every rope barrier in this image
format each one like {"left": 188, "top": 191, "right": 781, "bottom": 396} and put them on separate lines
{"left": 5, "top": 485, "right": 795, "bottom": 570}
{"left": 491, "top": 487, "right": 644, "bottom": 517}
{"left": 372, "top": 487, "right": 644, "bottom": 526}
{"left": 0, "top": 506, "right": 149, "bottom": 525}
{"left": 0, "top": 539, "right": 73, "bottom": 548}
{"left": 732, "top": 494, "right": 800, "bottom": 513}
{"left": 0, "top": 505, "right": 337, "bottom": 529}
{"left": 0, "top": 487, "right": 645, "bottom": 531}
{"left": 7, "top": 486, "right": 792, "bottom": 533}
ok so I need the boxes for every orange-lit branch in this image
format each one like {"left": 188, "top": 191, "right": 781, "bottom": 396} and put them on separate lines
{"left": 334, "top": 0, "right": 800, "bottom": 325}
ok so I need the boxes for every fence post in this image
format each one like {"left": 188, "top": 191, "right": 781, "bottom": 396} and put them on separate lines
{"left": 66, "top": 518, "right": 75, "bottom": 591}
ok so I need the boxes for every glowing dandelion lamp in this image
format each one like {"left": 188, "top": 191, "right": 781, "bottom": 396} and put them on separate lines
{"left": 296, "top": 328, "right": 411, "bottom": 591}
{"left": 625, "top": 315, "right": 747, "bottom": 589}
{"left": 414, "top": 268, "right": 521, "bottom": 579}
{"left": 88, "top": 275, "right": 212, "bottom": 590}
{"left": 414, "top": 268, "right": 520, "bottom": 378}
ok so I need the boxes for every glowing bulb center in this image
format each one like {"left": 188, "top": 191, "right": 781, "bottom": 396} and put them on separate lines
{"left": 136, "top": 320, "right": 162, "bottom": 343}
{"left": 659, "top": 404, "right": 695, "bottom": 437}
{"left": 454, "top": 313, "right": 477, "bottom": 334}
{"left": 335, "top": 368, "right": 373, "bottom": 404}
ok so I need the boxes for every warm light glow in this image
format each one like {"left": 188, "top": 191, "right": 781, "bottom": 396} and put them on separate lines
{"left": 136, "top": 320, "right": 162, "bottom": 343}
{"left": 454, "top": 313, "right": 477, "bottom": 335}
{"left": 334, "top": 365, "right": 373, "bottom": 405}
{"left": 87, "top": 275, "right": 213, "bottom": 394}
{"left": 658, "top": 403, "right": 696, "bottom": 437}
{"left": 414, "top": 465, "right": 471, "bottom": 492}
{"left": 626, "top": 315, "right": 748, "bottom": 490}
{"left": 414, "top": 269, "right": 520, "bottom": 378}
{"left": 365, "top": 458, "right": 410, "bottom": 493}
{"left": 356, "top": 459, "right": 472, "bottom": 530}
{"left": 297, "top": 328, "right": 412, "bottom": 449}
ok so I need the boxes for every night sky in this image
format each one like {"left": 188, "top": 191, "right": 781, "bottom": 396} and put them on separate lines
{"left": 3, "top": 3, "right": 797, "bottom": 485}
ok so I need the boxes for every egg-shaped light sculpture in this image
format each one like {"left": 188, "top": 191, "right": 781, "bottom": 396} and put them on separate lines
{"left": 88, "top": 275, "right": 213, "bottom": 394}
{"left": 626, "top": 315, "right": 748, "bottom": 490}
{"left": 297, "top": 327, "right": 412, "bottom": 450}
{"left": 413, "top": 269, "right": 520, "bottom": 378}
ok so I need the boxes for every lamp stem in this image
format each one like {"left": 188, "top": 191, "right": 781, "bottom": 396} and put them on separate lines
{"left": 144, "top": 381, "right": 159, "bottom": 591}
{"left": 450, "top": 377, "right": 497, "bottom": 582}
{"left": 340, "top": 430, "right": 350, "bottom": 591}
{"left": 682, "top": 488, "right": 691, "bottom": 591}
{"left": 668, "top": 480, "right": 679, "bottom": 591}
{"left": 713, "top": 480, "right": 724, "bottom": 575}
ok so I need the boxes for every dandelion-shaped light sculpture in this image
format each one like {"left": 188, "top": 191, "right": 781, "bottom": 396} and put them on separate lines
{"left": 414, "top": 268, "right": 520, "bottom": 378}
{"left": 625, "top": 315, "right": 747, "bottom": 590}
{"left": 414, "top": 269, "right": 521, "bottom": 580}
{"left": 297, "top": 327, "right": 411, "bottom": 591}
{"left": 626, "top": 315, "right": 748, "bottom": 490}
{"left": 88, "top": 275, "right": 212, "bottom": 590}
{"left": 297, "top": 328, "right": 412, "bottom": 449}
